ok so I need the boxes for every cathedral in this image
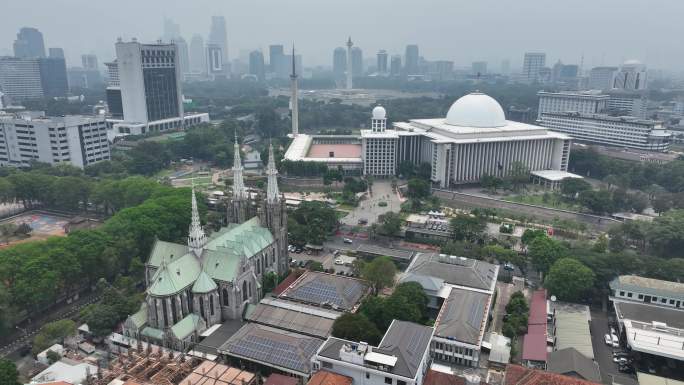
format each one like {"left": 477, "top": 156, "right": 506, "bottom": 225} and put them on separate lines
{"left": 123, "top": 141, "right": 288, "bottom": 350}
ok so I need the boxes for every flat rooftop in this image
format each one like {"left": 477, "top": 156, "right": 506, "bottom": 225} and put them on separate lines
{"left": 531, "top": 170, "right": 584, "bottom": 182}
{"left": 405, "top": 253, "right": 498, "bottom": 292}
{"left": 614, "top": 301, "right": 684, "bottom": 360}
{"left": 610, "top": 275, "right": 684, "bottom": 301}
{"left": 614, "top": 301, "right": 684, "bottom": 329}
{"left": 307, "top": 143, "right": 362, "bottom": 158}
{"left": 551, "top": 302, "right": 593, "bottom": 360}
{"left": 434, "top": 287, "right": 491, "bottom": 346}
{"left": 244, "top": 299, "right": 337, "bottom": 339}
{"left": 278, "top": 271, "right": 369, "bottom": 312}
{"left": 356, "top": 244, "right": 415, "bottom": 261}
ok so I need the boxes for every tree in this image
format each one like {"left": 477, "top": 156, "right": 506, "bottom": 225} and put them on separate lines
{"left": 377, "top": 212, "right": 402, "bottom": 236}
{"left": 289, "top": 201, "right": 338, "bottom": 245}
{"left": 545, "top": 258, "right": 595, "bottom": 302}
{"left": 407, "top": 178, "right": 430, "bottom": 200}
{"left": 646, "top": 210, "right": 684, "bottom": 258}
{"left": 521, "top": 228, "right": 547, "bottom": 246}
{"left": 578, "top": 190, "right": 614, "bottom": 214}
{"left": 126, "top": 141, "right": 170, "bottom": 176}
{"left": 502, "top": 291, "right": 529, "bottom": 338}
{"left": 592, "top": 234, "right": 609, "bottom": 253}
{"left": 528, "top": 236, "right": 566, "bottom": 273}
{"left": 481, "top": 173, "right": 502, "bottom": 193}
{"left": 450, "top": 214, "right": 486, "bottom": 242}
{"left": 331, "top": 313, "right": 382, "bottom": 345}
{"left": 560, "top": 178, "right": 592, "bottom": 198}
{"left": 0, "top": 358, "right": 19, "bottom": 385}
{"left": 32, "top": 319, "right": 77, "bottom": 355}
{"left": 361, "top": 256, "right": 396, "bottom": 294}
{"left": 262, "top": 272, "right": 279, "bottom": 293}
{"left": 507, "top": 161, "right": 530, "bottom": 191}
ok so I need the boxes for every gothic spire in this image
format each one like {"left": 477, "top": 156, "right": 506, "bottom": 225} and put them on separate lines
{"left": 188, "top": 187, "right": 207, "bottom": 257}
{"left": 266, "top": 141, "right": 281, "bottom": 203}
{"left": 232, "top": 130, "right": 247, "bottom": 200}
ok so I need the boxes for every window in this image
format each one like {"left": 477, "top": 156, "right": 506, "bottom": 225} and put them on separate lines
{"left": 638, "top": 294, "right": 643, "bottom": 300}
{"left": 661, "top": 298, "right": 667, "bottom": 303}
{"left": 627, "top": 292, "right": 632, "bottom": 298}
{"left": 366, "top": 373, "right": 370, "bottom": 379}
{"left": 619, "top": 291, "right": 625, "bottom": 296}
{"left": 385, "top": 378, "right": 392, "bottom": 384}
{"left": 398, "top": 381, "right": 406, "bottom": 385}
{"left": 322, "top": 362, "right": 333, "bottom": 369}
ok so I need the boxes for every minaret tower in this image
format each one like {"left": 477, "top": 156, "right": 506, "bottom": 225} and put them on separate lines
{"left": 346, "top": 37, "right": 353, "bottom": 90}
{"left": 188, "top": 187, "right": 207, "bottom": 257}
{"left": 371, "top": 105, "right": 387, "bottom": 132}
{"left": 228, "top": 131, "right": 249, "bottom": 224}
{"left": 260, "top": 141, "right": 289, "bottom": 275}
{"left": 289, "top": 45, "right": 299, "bottom": 137}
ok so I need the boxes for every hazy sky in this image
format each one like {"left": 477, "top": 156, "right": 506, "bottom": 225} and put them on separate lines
{"left": 2, "top": 0, "right": 683, "bottom": 71}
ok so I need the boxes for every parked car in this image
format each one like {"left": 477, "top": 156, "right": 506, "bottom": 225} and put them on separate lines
{"left": 343, "top": 238, "right": 353, "bottom": 244}
{"left": 503, "top": 263, "right": 515, "bottom": 271}
{"left": 290, "top": 259, "right": 298, "bottom": 266}
{"left": 618, "top": 365, "right": 635, "bottom": 374}
{"left": 334, "top": 258, "right": 344, "bottom": 265}
{"left": 333, "top": 250, "right": 340, "bottom": 256}
{"left": 611, "top": 334, "right": 620, "bottom": 348}
{"left": 604, "top": 334, "right": 612, "bottom": 346}
{"left": 613, "top": 357, "right": 631, "bottom": 364}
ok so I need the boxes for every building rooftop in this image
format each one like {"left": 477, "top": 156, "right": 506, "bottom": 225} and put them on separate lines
{"left": 530, "top": 170, "right": 583, "bottom": 182}
{"left": 244, "top": 299, "right": 337, "bottom": 339}
{"left": 307, "top": 143, "right": 362, "bottom": 158}
{"left": 614, "top": 301, "right": 684, "bottom": 360}
{"left": 306, "top": 370, "right": 353, "bottom": 385}
{"left": 637, "top": 373, "right": 684, "bottom": 385}
{"left": 355, "top": 243, "right": 415, "bottom": 261}
{"left": 551, "top": 302, "right": 594, "bottom": 360}
{"left": 547, "top": 348, "right": 601, "bottom": 383}
{"left": 317, "top": 320, "right": 434, "bottom": 380}
{"left": 528, "top": 290, "right": 548, "bottom": 325}
{"left": 284, "top": 134, "right": 362, "bottom": 163}
{"left": 434, "top": 287, "right": 491, "bottom": 346}
{"left": 31, "top": 360, "right": 98, "bottom": 385}
{"left": 610, "top": 275, "right": 684, "bottom": 301}
{"left": 424, "top": 370, "right": 472, "bottom": 385}
{"left": 181, "top": 361, "right": 256, "bottom": 385}
{"left": 278, "top": 271, "right": 369, "bottom": 312}
{"left": 504, "top": 364, "right": 601, "bottom": 385}
{"left": 219, "top": 323, "right": 324, "bottom": 376}
{"left": 264, "top": 373, "right": 300, "bottom": 385}
{"left": 405, "top": 253, "right": 498, "bottom": 292}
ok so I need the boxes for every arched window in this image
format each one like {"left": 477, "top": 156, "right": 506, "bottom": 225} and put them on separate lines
{"left": 199, "top": 296, "right": 205, "bottom": 319}
{"left": 162, "top": 299, "right": 169, "bottom": 327}
{"left": 249, "top": 282, "right": 253, "bottom": 297}
{"left": 171, "top": 297, "right": 178, "bottom": 323}
{"left": 210, "top": 295, "right": 215, "bottom": 316}
{"left": 187, "top": 292, "right": 193, "bottom": 313}
{"left": 223, "top": 288, "right": 230, "bottom": 306}
{"left": 242, "top": 281, "right": 248, "bottom": 301}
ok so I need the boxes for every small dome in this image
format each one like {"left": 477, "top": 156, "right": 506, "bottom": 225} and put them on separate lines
{"left": 445, "top": 92, "right": 506, "bottom": 128}
{"left": 372, "top": 105, "right": 386, "bottom": 119}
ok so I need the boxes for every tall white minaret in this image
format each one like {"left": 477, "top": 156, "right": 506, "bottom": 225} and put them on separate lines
{"left": 232, "top": 131, "right": 247, "bottom": 200}
{"left": 289, "top": 45, "right": 299, "bottom": 137}
{"left": 188, "top": 187, "right": 207, "bottom": 257}
{"left": 346, "top": 37, "right": 353, "bottom": 90}
{"left": 266, "top": 142, "right": 281, "bottom": 203}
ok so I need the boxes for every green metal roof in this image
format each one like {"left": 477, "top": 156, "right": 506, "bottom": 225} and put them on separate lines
{"left": 148, "top": 253, "right": 202, "bottom": 296}
{"left": 147, "top": 240, "right": 189, "bottom": 268}
{"left": 130, "top": 304, "right": 148, "bottom": 329}
{"left": 205, "top": 217, "right": 274, "bottom": 257}
{"left": 141, "top": 326, "right": 164, "bottom": 340}
{"left": 192, "top": 271, "right": 218, "bottom": 293}
{"left": 171, "top": 313, "right": 202, "bottom": 340}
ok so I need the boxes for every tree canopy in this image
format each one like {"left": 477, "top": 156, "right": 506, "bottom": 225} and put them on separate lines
{"left": 545, "top": 258, "right": 595, "bottom": 302}
{"left": 361, "top": 256, "right": 397, "bottom": 294}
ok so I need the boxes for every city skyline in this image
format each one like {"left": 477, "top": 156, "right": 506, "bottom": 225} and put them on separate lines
{"left": 1, "top": 0, "right": 683, "bottom": 72}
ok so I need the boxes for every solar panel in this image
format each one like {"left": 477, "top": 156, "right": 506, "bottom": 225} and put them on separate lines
{"left": 467, "top": 297, "right": 485, "bottom": 329}
{"left": 227, "top": 330, "right": 322, "bottom": 373}
{"left": 289, "top": 281, "right": 343, "bottom": 307}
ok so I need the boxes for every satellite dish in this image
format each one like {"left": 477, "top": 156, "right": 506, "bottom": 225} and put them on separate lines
{"left": 551, "top": 295, "right": 557, "bottom": 302}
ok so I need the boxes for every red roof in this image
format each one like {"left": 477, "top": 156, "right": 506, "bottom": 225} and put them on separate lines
{"left": 273, "top": 271, "right": 302, "bottom": 295}
{"left": 307, "top": 371, "right": 353, "bottom": 385}
{"left": 505, "top": 364, "right": 601, "bottom": 385}
{"left": 264, "top": 374, "right": 299, "bottom": 385}
{"left": 424, "top": 370, "right": 466, "bottom": 385}
{"left": 528, "top": 290, "right": 547, "bottom": 325}
{"left": 522, "top": 332, "right": 548, "bottom": 362}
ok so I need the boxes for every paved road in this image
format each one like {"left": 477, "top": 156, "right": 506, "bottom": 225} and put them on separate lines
{"left": 340, "top": 180, "right": 402, "bottom": 226}
{"left": 492, "top": 282, "right": 514, "bottom": 333}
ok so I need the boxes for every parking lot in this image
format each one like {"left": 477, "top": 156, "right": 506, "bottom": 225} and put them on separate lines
{"left": 288, "top": 246, "right": 355, "bottom": 275}
{"left": 590, "top": 309, "right": 637, "bottom": 384}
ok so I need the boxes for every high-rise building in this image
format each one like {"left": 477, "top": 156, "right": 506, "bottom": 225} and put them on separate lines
{"left": 0, "top": 112, "right": 111, "bottom": 168}
{"left": 351, "top": 46, "right": 363, "bottom": 76}
{"left": 333, "top": 47, "right": 346, "bottom": 78}
{"left": 588, "top": 66, "right": 618, "bottom": 90}
{"left": 613, "top": 60, "right": 647, "bottom": 90}
{"left": 500, "top": 59, "right": 510, "bottom": 75}
{"left": 522, "top": 52, "right": 546, "bottom": 83}
{"left": 269, "top": 44, "right": 284, "bottom": 72}
{"left": 163, "top": 18, "right": 181, "bottom": 42}
{"left": 39, "top": 57, "right": 68, "bottom": 97}
{"left": 405, "top": 44, "right": 419, "bottom": 75}
{"left": 390, "top": 55, "right": 402, "bottom": 76}
{"left": 81, "top": 54, "right": 98, "bottom": 71}
{"left": 208, "top": 16, "right": 229, "bottom": 71}
{"left": 537, "top": 91, "right": 609, "bottom": 119}
{"left": 13, "top": 27, "right": 46, "bottom": 58}
{"left": 48, "top": 48, "right": 64, "bottom": 59}
{"left": 175, "top": 37, "right": 190, "bottom": 78}
{"left": 376, "top": 50, "right": 388, "bottom": 74}
{"left": 0, "top": 57, "right": 43, "bottom": 102}
{"left": 426, "top": 60, "right": 453, "bottom": 81}
{"left": 189, "top": 34, "right": 206, "bottom": 75}
{"left": 472, "top": 61, "right": 487, "bottom": 76}
{"left": 104, "top": 61, "right": 122, "bottom": 119}
{"left": 206, "top": 43, "right": 225, "bottom": 79}
{"left": 248, "top": 50, "right": 265, "bottom": 81}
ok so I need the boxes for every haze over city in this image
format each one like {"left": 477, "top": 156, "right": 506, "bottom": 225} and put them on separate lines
{"left": 2, "top": 0, "right": 684, "bottom": 71}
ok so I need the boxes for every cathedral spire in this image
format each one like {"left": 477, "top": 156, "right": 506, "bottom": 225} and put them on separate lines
{"left": 266, "top": 141, "right": 280, "bottom": 203}
{"left": 232, "top": 130, "right": 247, "bottom": 200}
{"left": 188, "top": 187, "right": 207, "bottom": 257}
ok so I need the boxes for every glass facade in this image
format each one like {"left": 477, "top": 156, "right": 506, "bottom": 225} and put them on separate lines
{"left": 143, "top": 67, "right": 179, "bottom": 121}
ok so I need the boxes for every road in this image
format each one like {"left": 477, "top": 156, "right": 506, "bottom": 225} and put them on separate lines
{"left": 340, "top": 180, "right": 402, "bottom": 226}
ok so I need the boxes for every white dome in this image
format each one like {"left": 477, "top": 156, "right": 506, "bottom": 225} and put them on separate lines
{"left": 372, "top": 105, "right": 387, "bottom": 119}
{"left": 445, "top": 92, "right": 506, "bottom": 128}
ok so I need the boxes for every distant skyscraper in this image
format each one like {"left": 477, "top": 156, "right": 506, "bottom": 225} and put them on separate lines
{"left": 377, "top": 50, "right": 388, "bottom": 74}
{"left": 206, "top": 43, "right": 225, "bottom": 79}
{"left": 209, "top": 16, "right": 229, "bottom": 71}
{"left": 588, "top": 66, "right": 618, "bottom": 90}
{"left": 39, "top": 57, "right": 68, "bottom": 97}
{"left": 522, "top": 52, "right": 546, "bottom": 83}
{"left": 345, "top": 37, "right": 353, "bottom": 90}
{"left": 333, "top": 47, "right": 346, "bottom": 78}
{"left": 405, "top": 44, "right": 419, "bottom": 75}
{"left": 249, "top": 50, "right": 265, "bottom": 81}
{"left": 189, "top": 34, "right": 206, "bottom": 74}
{"left": 0, "top": 57, "right": 43, "bottom": 102}
{"left": 613, "top": 60, "right": 647, "bottom": 90}
{"left": 81, "top": 54, "right": 98, "bottom": 71}
{"left": 175, "top": 37, "right": 190, "bottom": 78}
{"left": 269, "top": 44, "right": 284, "bottom": 72}
{"left": 13, "top": 27, "right": 46, "bottom": 58}
{"left": 48, "top": 48, "right": 64, "bottom": 59}
{"left": 500, "top": 59, "right": 510, "bottom": 75}
{"left": 390, "top": 55, "right": 402, "bottom": 76}
{"left": 351, "top": 46, "right": 363, "bottom": 76}
{"left": 472, "top": 61, "right": 487, "bottom": 76}
{"left": 163, "top": 18, "right": 181, "bottom": 42}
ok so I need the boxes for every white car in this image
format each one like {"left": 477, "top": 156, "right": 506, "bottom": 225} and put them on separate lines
{"left": 611, "top": 334, "right": 620, "bottom": 348}
{"left": 604, "top": 334, "right": 612, "bottom": 346}
{"left": 334, "top": 258, "right": 344, "bottom": 265}
{"left": 343, "top": 238, "right": 353, "bottom": 244}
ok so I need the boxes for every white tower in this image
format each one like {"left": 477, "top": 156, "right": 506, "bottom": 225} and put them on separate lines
{"left": 346, "top": 37, "right": 353, "bottom": 90}
{"left": 266, "top": 142, "right": 281, "bottom": 203}
{"left": 232, "top": 131, "right": 247, "bottom": 200}
{"left": 188, "top": 188, "right": 207, "bottom": 257}
{"left": 289, "top": 45, "right": 299, "bottom": 137}
{"left": 371, "top": 105, "right": 387, "bottom": 132}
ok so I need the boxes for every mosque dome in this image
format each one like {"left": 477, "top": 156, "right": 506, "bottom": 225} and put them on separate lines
{"left": 372, "top": 105, "right": 387, "bottom": 119}
{"left": 445, "top": 92, "right": 506, "bottom": 128}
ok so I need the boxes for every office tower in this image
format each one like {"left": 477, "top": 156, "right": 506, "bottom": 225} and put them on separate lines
{"left": 48, "top": 48, "right": 64, "bottom": 59}
{"left": 175, "top": 37, "right": 190, "bottom": 78}
{"left": 427, "top": 60, "right": 454, "bottom": 81}
{"left": 81, "top": 54, "right": 98, "bottom": 71}
{"left": 13, "top": 27, "right": 46, "bottom": 58}
{"left": 345, "top": 37, "right": 353, "bottom": 89}
{"left": 0, "top": 57, "right": 43, "bottom": 102}
{"left": 613, "top": 60, "right": 648, "bottom": 90}
{"left": 249, "top": 50, "right": 265, "bottom": 81}
{"left": 377, "top": 50, "right": 388, "bottom": 74}
{"left": 38, "top": 57, "right": 68, "bottom": 97}
{"left": 0, "top": 112, "right": 111, "bottom": 168}
{"left": 269, "top": 44, "right": 284, "bottom": 72}
{"left": 290, "top": 47, "right": 299, "bottom": 137}
{"left": 208, "top": 16, "right": 229, "bottom": 69}
{"left": 472, "top": 61, "right": 487, "bottom": 76}
{"left": 588, "top": 66, "right": 618, "bottom": 90}
{"left": 206, "top": 43, "right": 225, "bottom": 79}
{"left": 163, "top": 18, "right": 181, "bottom": 42}
{"left": 189, "top": 34, "right": 206, "bottom": 75}
{"left": 537, "top": 90, "right": 609, "bottom": 119}
{"left": 522, "top": 52, "right": 546, "bottom": 83}
{"left": 405, "top": 44, "right": 419, "bottom": 75}
{"left": 390, "top": 55, "right": 401, "bottom": 76}
{"left": 104, "top": 61, "right": 122, "bottom": 119}
{"left": 500, "top": 59, "right": 510, "bottom": 75}
{"left": 333, "top": 47, "right": 346, "bottom": 78}
{"left": 351, "top": 46, "right": 363, "bottom": 76}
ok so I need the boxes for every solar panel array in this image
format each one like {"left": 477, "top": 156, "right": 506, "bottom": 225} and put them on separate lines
{"left": 343, "top": 281, "right": 364, "bottom": 303}
{"left": 227, "top": 332, "right": 322, "bottom": 373}
{"left": 290, "top": 281, "right": 344, "bottom": 307}
{"left": 467, "top": 297, "right": 486, "bottom": 329}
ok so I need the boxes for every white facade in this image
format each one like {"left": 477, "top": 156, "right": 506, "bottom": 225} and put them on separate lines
{"left": 588, "top": 66, "right": 618, "bottom": 90}
{"left": 361, "top": 106, "right": 399, "bottom": 176}
{"left": 539, "top": 112, "right": 671, "bottom": 152}
{"left": 522, "top": 52, "right": 546, "bottom": 83}
{"left": 0, "top": 57, "right": 43, "bottom": 102}
{"left": 0, "top": 113, "right": 110, "bottom": 168}
{"left": 606, "top": 94, "right": 648, "bottom": 118}
{"left": 613, "top": 60, "right": 648, "bottom": 90}
{"left": 537, "top": 91, "right": 609, "bottom": 119}
{"left": 107, "top": 112, "right": 209, "bottom": 137}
